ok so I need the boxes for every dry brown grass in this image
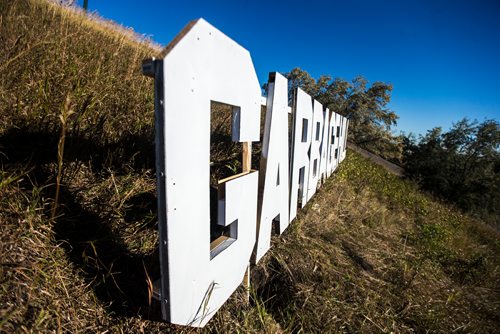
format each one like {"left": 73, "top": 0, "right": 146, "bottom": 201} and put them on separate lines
{"left": 1, "top": 0, "right": 499, "bottom": 333}
{"left": 247, "top": 153, "right": 499, "bottom": 333}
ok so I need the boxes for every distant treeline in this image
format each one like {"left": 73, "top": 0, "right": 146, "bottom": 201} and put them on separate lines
{"left": 282, "top": 68, "right": 402, "bottom": 162}
{"left": 286, "top": 68, "right": 499, "bottom": 226}
{"left": 403, "top": 119, "right": 499, "bottom": 227}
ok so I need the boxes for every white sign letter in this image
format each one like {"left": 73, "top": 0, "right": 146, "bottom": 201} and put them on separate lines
{"left": 156, "top": 19, "right": 261, "bottom": 327}
{"left": 254, "top": 73, "right": 290, "bottom": 263}
{"left": 289, "top": 88, "right": 313, "bottom": 222}
{"left": 306, "top": 99, "right": 324, "bottom": 201}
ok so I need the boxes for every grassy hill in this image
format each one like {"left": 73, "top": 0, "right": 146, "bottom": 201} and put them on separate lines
{"left": 1, "top": 0, "right": 499, "bottom": 332}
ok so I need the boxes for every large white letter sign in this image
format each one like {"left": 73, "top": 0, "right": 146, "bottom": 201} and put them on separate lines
{"left": 147, "top": 19, "right": 261, "bottom": 327}
{"left": 341, "top": 119, "right": 349, "bottom": 161}
{"left": 306, "top": 99, "right": 324, "bottom": 201}
{"left": 338, "top": 116, "right": 346, "bottom": 162}
{"left": 318, "top": 108, "right": 331, "bottom": 183}
{"left": 333, "top": 114, "right": 342, "bottom": 172}
{"left": 254, "top": 73, "right": 290, "bottom": 263}
{"left": 142, "top": 18, "right": 351, "bottom": 328}
{"left": 289, "top": 88, "right": 313, "bottom": 222}
{"left": 326, "top": 112, "right": 336, "bottom": 177}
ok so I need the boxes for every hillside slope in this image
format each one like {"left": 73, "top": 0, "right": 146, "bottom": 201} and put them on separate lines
{"left": 1, "top": 1, "right": 499, "bottom": 333}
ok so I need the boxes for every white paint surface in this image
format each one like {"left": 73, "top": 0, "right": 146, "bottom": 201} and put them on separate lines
{"left": 333, "top": 114, "right": 341, "bottom": 171}
{"left": 254, "top": 73, "right": 290, "bottom": 263}
{"left": 326, "top": 112, "right": 336, "bottom": 177}
{"left": 306, "top": 99, "right": 324, "bottom": 201}
{"left": 338, "top": 116, "right": 346, "bottom": 162}
{"left": 148, "top": 17, "right": 350, "bottom": 328}
{"left": 319, "top": 108, "right": 331, "bottom": 183}
{"left": 160, "top": 18, "right": 261, "bottom": 327}
{"left": 341, "top": 119, "right": 349, "bottom": 161}
{"left": 289, "top": 88, "right": 313, "bottom": 222}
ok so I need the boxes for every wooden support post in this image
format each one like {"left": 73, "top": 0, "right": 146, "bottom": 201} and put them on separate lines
{"left": 242, "top": 141, "right": 252, "bottom": 302}
{"left": 242, "top": 142, "right": 252, "bottom": 173}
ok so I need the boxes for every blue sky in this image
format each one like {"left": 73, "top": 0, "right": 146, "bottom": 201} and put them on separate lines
{"left": 77, "top": 0, "right": 500, "bottom": 136}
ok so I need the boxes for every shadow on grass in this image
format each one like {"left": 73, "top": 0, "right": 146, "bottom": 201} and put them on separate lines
{"left": 0, "top": 127, "right": 163, "bottom": 320}
{"left": 253, "top": 257, "right": 299, "bottom": 331}
{"left": 52, "top": 188, "right": 162, "bottom": 319}
{"left": 0, "top": 127, "right": 155, "bottom": 175}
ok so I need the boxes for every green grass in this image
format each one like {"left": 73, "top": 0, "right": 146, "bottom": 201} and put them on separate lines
{"left": 1, "top": 0, "right": 499, "bottom": 333}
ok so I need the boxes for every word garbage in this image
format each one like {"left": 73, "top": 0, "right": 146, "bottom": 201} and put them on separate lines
{"left": 142, "top": 18, "right": 348, "bottom": 327}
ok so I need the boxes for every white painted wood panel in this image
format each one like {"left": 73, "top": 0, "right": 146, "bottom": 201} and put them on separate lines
{"left": 160, "top": 18, "right": 261, "bottom": 327}
{"left": 306, "top": 99, "right": 324, "bottom": 201}
{"left": 254, "top": 73, "right": 290, "bottom": 263}
{"left": 146, "top": 17, "right": 350, "bottom": 328}
{"left": 319, "top": 108, "right": 331, "bottom": 184}
{"left": 289, "top": 88, "right": 313, "bottom": 222}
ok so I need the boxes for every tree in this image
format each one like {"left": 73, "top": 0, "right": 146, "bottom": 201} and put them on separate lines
{"left": 284, "top": 68, "right": 402, "bottom": 161}
{"left": 404, "top": 118, "right": 500, "bottom": 226}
